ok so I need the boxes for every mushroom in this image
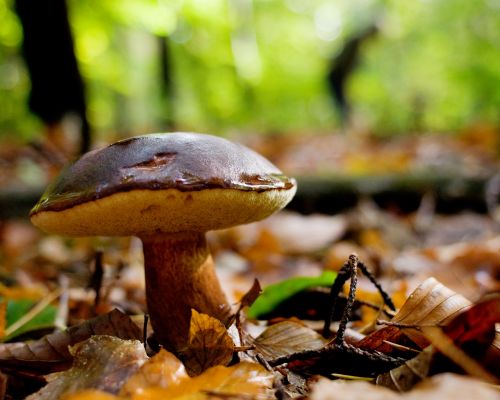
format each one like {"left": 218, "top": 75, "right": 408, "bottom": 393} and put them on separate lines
{"left": 30, "top": 132, "right": 296, "bottom": 352}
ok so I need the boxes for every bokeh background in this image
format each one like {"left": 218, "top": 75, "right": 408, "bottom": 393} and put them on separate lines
{"left": 1, "top": 0, "right": 499, "bottom": 143}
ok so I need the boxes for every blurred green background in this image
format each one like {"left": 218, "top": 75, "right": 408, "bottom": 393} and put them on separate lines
{"left": 1, "top": 0, "right": 499, "bottom": 142}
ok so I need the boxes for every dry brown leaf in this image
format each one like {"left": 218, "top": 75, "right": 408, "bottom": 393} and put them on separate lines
{"left": 238, "top": 279, "right": 262, "bottom": 310}
{"left": 0, "top": 309, "right": 143, "bottom": 372}
{"left": 180, "top": 309, "right": 234, "bottom": 376}
{"left": 358, "top": 278, "right": 471, "bottom": 353}
{"left": 376, "top": 347, "right": 433, "bottom": 392}
{"left": 27, "top": 335, "right": 148, "bottom": 400}
{"left": 129, "top": 362, "right": 274, "bottom": 400}
{"left": 253, "top": 321, "right": 326, "bottom": 360}
{"left": 422, "top": 327, "right": 498, "bottom": 384}
{"left": 120, "top": 350, "right": 187, "bottom": 397}
{"left": 311, "top": 373, "right": 499, "bottom": 400}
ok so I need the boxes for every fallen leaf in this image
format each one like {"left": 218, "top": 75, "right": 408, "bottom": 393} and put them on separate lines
{"left": 179, "top": 310, "right": 234, "bottom": 376}
{"left": 421, "top": 321, "right": 498, "bottom": 383}
{"left": 4, "top": 297, "right": 58, "bottom": 341}
{"left": 120, "top": 350, "right": 187, "bottom": 396}
{"left": 376, "top": 347, "right": 433, "bottom": 392}
{"left": 443, "top": 296, "right": 499, "bottom": 363}
{"left": 358, "top": 278, "right": 471, "bottom": 354}
{"left": 253, "top": 321, "right": 326, "bottom": 360}
{"left": 310, "top": 373, "right": 499, "bottom": 400}
{"left": 247, "top": 271, "right": 336, "bottom": 319}
{"left": 61, "top": 390, "right": 117, "bottom": 400}
{"left": 130, "top": 362, "right": 274, "bottom": 400}
{"left": 27, "top": 335, "right": 148, "bottom": 399}
{"left": 0, "top": 309, "right": 142, "bottom": 372}
{"left": 238, "top": 279, "right": 262, "bottom": 310}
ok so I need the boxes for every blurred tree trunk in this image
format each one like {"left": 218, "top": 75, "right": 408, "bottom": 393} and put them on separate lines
{"left": 158, "top": 35, "right": 174, "bottom": 130}
{"left": 15, "top": 0, "right": 91, "bottom": 155}
{"left": 327, "top": 24, "right": 378, "bottom": 127}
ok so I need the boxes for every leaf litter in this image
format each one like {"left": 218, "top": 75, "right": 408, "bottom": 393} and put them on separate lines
{"left": 0, "top": 155, "right": 499, "bottom": 398}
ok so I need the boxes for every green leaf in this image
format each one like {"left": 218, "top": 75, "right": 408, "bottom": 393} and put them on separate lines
{"left": 4, "top": 298, "right": 58, "bottom": 341}
{"left": 247, "top": 271, "right": 336, "bottom": 319}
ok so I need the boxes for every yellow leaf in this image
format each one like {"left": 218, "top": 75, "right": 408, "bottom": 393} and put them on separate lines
{"left": 180, "top": 309, "right": 234, "bottom": 376}
{"left": 62, "top": 390, "right": 118, "bottom": 400}
{"left": 131, "top": 362, "right": 273, "bottom": 400}
{"left": 121, "top": 350, "right": 187, "bottom": 396}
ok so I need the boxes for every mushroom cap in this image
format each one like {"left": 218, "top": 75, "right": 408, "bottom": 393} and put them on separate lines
{"left": 30, "top": 132, "right": 297, "bottom": 237}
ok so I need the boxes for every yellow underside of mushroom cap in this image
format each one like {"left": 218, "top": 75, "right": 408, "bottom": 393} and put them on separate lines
{"left": 31, "top": 187, "right": 296, "bottom": 237}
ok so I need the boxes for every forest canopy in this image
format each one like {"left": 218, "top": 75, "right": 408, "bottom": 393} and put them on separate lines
{"left": 1, "top": 0, "right": 499, "bottom": 140}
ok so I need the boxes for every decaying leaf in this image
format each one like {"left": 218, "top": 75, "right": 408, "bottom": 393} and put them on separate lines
{"left": 0, "top": 309, "right": 142, "bottom": 372}
{"left": 253, "top": 321, "right": 326, "bottom": 360}
{"left": 311, "top": 373, "right": 499, "bottom": 400}
{"left": 179, "top": 309, "right": 234, "bottom": 376}
{"left": 358, "top": 278, "right": 471, "bottom": 354}
{"left": 120, "top": 350, "right": 187, "bottom": 397}
{"left": 376, "top": 347, "right": 433, "bottom": 392}
{"left": 27, "top": 335, "right": 148, "bottom": 399}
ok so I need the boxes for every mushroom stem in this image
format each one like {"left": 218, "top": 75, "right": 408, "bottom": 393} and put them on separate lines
{"left": 140, "top": 231, "right": 231, "bottom": 352}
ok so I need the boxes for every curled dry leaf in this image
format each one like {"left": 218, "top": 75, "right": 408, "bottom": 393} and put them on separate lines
{"left": 253, "top": 321, "right": 326, "bottom": 360}
{"left": 358, "top": 278, "right": 471, "bottom": 354}
{"left": 0, "top": 309, "right": 142, "bottom": 372}
{"left": 311, "top": 373, "right": 499, "bottom": 400}
{"left": 27, "top": 335, "right": 148, "bottom": 400}
{"left": 179, "top": 309, "right": 234, "bottom": 376}
{"left": 238, "top": 278, "right": 263, "bottom": 310}
{"left": 376, "top": 347, "right": 433, "bottom": 392}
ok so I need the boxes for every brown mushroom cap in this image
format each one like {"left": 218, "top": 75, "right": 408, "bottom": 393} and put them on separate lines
{"left": 30, "top": 132, "right": 297, "bottom": 237}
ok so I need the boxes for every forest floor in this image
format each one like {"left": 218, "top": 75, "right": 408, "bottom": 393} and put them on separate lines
{"left": 0, "top": 129, "right": 498, "bottom": 399}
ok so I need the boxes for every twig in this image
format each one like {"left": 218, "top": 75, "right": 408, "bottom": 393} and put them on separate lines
{"left": 332, "top": 255, "right": 358, "bottom": 346}
{"left": 268, "top": 341, "right": 404, "bottom": 368}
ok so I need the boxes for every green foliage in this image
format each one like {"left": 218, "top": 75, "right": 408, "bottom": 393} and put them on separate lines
{"left": 0, "top": 0, "right": 499, "bottom": 139}
{"left": 247, "top": 270, "right": 336, "bottom": 319}
{"left": 4, "top": 298, "right": 58, "bottom": 341}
